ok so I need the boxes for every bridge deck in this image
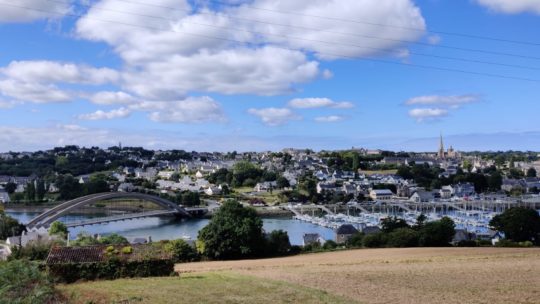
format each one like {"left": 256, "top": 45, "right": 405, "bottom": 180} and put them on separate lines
{"left": 64, "top": 210, "right": 179, "bottom": 228}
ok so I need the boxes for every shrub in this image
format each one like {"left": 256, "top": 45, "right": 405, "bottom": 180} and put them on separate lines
{"left": 0, "top": 259, "right": 57, "bottom": 303}
{"left": 121, "top": 246, "right": 133, "bottom": 254}
{"left": 346, "top": 232, "right": 365, "bottom": 248}
{"left": 163, "top": 240, "right": 199, "bottom": 263}
{"left": 8, "top": 240, "right": 60, "bottom": 261}
{"left": 456, "top": 240, "right": 478, "bottom": 247}
{"left": 265, "top": 230, "right": 291, "bottom": 257}
{"left": 47, "top": 259, "right": 176, "bottom": 283}
{"left": 362, "top": 233, "right": 387, "bottom": 248}
{"left": 386, "top": 228, "right": 419, "bottom": 248}
{"left": 418, "top": 217, "right": 455, "bottom": 247}
{"left": 322, "top": 240, "right": 338, "bottom": 250}
{"left": 495, "top": 240, "right": 534, "bottom": 248}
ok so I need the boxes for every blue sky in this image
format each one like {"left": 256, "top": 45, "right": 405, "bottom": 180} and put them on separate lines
{"left": 0, "top": 0, "right": 539, "bottom": 152}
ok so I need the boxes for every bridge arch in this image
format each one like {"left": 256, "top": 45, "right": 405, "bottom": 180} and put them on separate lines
{"left": 27, "top": 192, "right": 191, "bottom": 229}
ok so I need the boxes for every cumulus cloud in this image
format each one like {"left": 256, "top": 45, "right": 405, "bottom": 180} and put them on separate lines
{"left": 73, "top": 0, "right": 426, "bottom": 98}
{"left": 288, "top": 98, "right": 354, "bottom": 109}
{"left": 475, "top": 0, "right": 540, "bottom": 14}
{"left": 131, "top": 96, "right": 226, "bottom": 123}
{"left": 1, "top": 61, "right": 119, "bottom": 85}
{"left": 0, "top": 79, "right": 72, "bottom": 103}
{"left": 88, "top": 91, "right": 137, "bottom": 105}
{"left": 248, "top": 108, "right": 301, "bottom": 126}
{"left": 408, "top": 108, "right": 448, "bottom": 122}
{"left": 0, "top": 0, "right": 71, "bottom": 23}
{"left": 314, "top": 115, "right": 345, "bottom": 123}
{"left": 78, "top": 108, "right": 132, "bottom": 120}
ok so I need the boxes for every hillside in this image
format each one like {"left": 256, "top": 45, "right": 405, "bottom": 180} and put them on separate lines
{"left": 62, "top": 247, "right": 540, "bottom": 304}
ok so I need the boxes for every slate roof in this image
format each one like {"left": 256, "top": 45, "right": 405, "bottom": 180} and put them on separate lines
{"left": 336, "top": 224, "right": 359, "bottom": 235}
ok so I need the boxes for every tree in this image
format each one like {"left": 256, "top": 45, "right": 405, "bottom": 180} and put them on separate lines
{"left": 99, "top": 233, "right": 128, "bottom": 245}
{"left": 55, "top": 174, "right": 83, "bottom": 200}
{"left": 4, "top": 182, "right": 16, "bottom": 194}
{"left": 164, "top": 239, "right": 199, "bottom": 262}
{"left": 0, "top": 212, "right": 25, "bottom": 240}
{"left": 413, "top": 214, "right": 427, "bottom": 230}
{"left": 48, "top": 221, "right": 68, "bottom": 238}
{"left": 527, "top": 167, "right": 537, "bottom": 178}
{"left": 490, "top": 207, "right": 540, "bottom": 243}
{"left": 276, "top": 176, "right": 290, "bottom": 189}
{"left": 36, "top": 179, "right": 46, "bottom": 201}
{"left": 381, "top": 216, "right": 410, "bottom": 233}
{"left": 488, "top": 171, "right": 503, "bottom": 192}
{"left": 265, "top": 230, "right": 291, "bottom": 256}
{"left": 198, "top": 200, "right": 265, "bottom": 260}
{"left": 386, "top": 228, "right": 419, "bottom": 248}
{"left": 418, "top": 217, "right": 455, "bottom": 247}
{"left": 25, "top": 182, "right": 36, "bottom": 202}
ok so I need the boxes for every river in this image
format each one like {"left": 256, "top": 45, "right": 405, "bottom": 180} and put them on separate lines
{"left": 6, "top": 211, "right": 336, "bottom": 245}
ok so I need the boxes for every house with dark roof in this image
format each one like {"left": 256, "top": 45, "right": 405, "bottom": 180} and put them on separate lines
{"left": 335, "top": 224, "right": 359, "bottom": 244}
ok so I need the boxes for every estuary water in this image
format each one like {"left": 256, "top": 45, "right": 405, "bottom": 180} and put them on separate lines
{"left": 6, "top": 211, "right": 335, "bottom": 245}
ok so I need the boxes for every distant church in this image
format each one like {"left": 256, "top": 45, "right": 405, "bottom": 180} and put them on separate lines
{"left": 438, "top": 134, "right": 458, "bottom": 159}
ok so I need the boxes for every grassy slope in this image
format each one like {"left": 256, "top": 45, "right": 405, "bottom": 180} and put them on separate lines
{"left": 61, "top": 248, "right": 540, "bottom": 304}
{"left": 59, "top": 272, "right": 348, "bottom": 304}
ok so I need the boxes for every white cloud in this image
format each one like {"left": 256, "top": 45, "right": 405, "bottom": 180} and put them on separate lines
{"left": 405, "top": 95, "right": 480, "bottom": 107}
{"left": 288, "top": 98, "right": 354, "bottom": 109}
{"left": 1, "top": 61, "right": 119, "bottom": 85}
{"left": 88, "top": 91, "right": 137, "bottom": 105}
{"left": 78, "top": 108, "right": 132, "bottom": 120}
{"left": 0, "top": 79, "right": 71, "bottom": 103}
{"left": 0, "top": 0, "right": 71, "bottom": 23}
{"left": 74, "top": 0, "right": 426, "bottom": 98}
{"left": 475, "top": 0, "right": 540, "bottom": 14}
{"left": 408, "top": 108, "right": 448, "bottom": 122}
{"left": 132, "top": 96, "right": 226, "bottom": 123}
{"left": 248, "top": 107, "right": 301, "bottom": 126}
{"left": 314, "top": 115, "right": 345, "bottom": 123}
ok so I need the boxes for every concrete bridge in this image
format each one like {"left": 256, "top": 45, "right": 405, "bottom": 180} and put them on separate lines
{"left": 26, "top": 192, "right": 196, "bottom": 230}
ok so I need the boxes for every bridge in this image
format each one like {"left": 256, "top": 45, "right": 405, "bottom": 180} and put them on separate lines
{"left": 26, "top": 192, "right": 196, "bottom": 230}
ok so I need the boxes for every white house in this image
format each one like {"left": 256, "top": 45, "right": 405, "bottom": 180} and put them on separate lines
{"left": 205, "top": 187, "right": 222, "bottom": 196}
{"left": 369, "top": 189, "right": 393, "bottom": 201}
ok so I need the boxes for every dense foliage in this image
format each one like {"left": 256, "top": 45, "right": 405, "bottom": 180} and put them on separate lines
{"left": 490, "top": 207, "right": 540, "bottom": 243}
{"left": 265, "top": 230, "right": 292, "bottom": 257}
{"left": 163, "top": 239, "right": 199, "bottom": 263}
{"left": 198, "top": 200, "right": 265, "bottom": 259}
{"left": 0, "top": 211, "right": 25, "bottom": 240}
{"left": 0, "top": 260, "right": 57, "bottom": 304}
{"left": 70, "top": 232, "right": 128, "bottom": 246}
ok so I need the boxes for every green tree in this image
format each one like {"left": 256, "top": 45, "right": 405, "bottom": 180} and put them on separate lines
{"left": 527, "top": 167, "right": 537, "bottom": 178}
{"left": 36, "top": 179, "right": 46, "bottom": 201}
{"left": 99, "top": 233, "right": 129, "bottom": 245}
{"left": 164, "top": 239, "right": 199, "bottom": 262}
{"left": 0, "top": 212, "right": 25, "bottom": 240}
{"left": 25, "top": 182, "right": 36, "bottom": 202}
{"left": 490, "top": 207, "right": 540, "bottom": 243}
{"left": 198, "top": 200, "right": 265, "bottom": 260}
{"left": 55, "top": 174, "right": 83, "bottom": 200}
{"left": 381, "top": 216, "right": 410, "bottom": 233}
{"left": 488, "top": 171, "right": 503, "bottom": 191}
{"left": 265, "top": 230, "right": 291, "bottom": 256}
{"left": 386, "top": 228, "right": 419, "bottom": 247}
{"left": 418, "top": 217, "right": 455, "bottom": 247}
{"left": 48, "top": 221, "right": 68, "bottom": 239}
{"left": 276, "top": 176, "right": 290, "bottom": 189}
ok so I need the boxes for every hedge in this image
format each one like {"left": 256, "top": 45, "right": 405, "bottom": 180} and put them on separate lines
{"left": 47, "top": 258, "right": 175, "bottom": 283}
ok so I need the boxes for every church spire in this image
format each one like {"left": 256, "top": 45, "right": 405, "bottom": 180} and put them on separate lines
{"left": 438, "top": 133, "right": 445, "bottom": 159}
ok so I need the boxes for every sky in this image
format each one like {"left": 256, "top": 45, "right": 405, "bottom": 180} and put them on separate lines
{"left": 0, "top": 0, "right": 539, "bottom": 152}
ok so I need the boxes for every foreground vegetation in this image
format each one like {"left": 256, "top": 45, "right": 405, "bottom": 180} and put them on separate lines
{"left": 59, "top": 247, "right": 540, "bottom": 304}
{"left": 60, "top": 272, "right": 347, "bottom": 304}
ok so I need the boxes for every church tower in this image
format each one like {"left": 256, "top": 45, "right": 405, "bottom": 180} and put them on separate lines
{"left": 438, "top": 133, "right": 445, "bottom": 159}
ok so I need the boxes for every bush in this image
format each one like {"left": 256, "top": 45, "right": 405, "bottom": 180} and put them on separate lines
{"left": 8, "top": 241, "right": 58, "bottom": 261}
{"left": 121, "top": 246, "right": 133, "bottom": 254}
{"left": 386, "top": 228, "right": 419, "bottom": 248}
{"left": 346, "top": 232, "right": 365, "bottom": 248}
{"left": 322, "top": 240, "right": 338, "bottom": 250}
{"left": 456, "top": 240, "right": 478, "bottom": 247}
{"left": 47, "top": 259, "right": 176, "bottom": 283}
{"left": 0, "top": 259, "right": 57, "bottom": 303}
{"left": 495, "top": 240, "right": 534, "bottom": 248}
{"left": 163, "top": 240, "right": 199, "bottom": 263}
{"left": 418, "top": 217, "right": 456, "bottom": 247}
{"left": 265, "top": 230, "right": 291, "bottom": 257}
{"left": 362, "top": 233, "right": 387, "bottom": 248}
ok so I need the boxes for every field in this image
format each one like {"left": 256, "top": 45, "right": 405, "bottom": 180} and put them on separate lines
{"left": 61, "top": 248, "right": 540, "bottom": 304}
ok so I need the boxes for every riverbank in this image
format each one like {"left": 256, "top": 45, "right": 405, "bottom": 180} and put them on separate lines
{"left": 62, "top": 247, "right": 540, "bottom": 304}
